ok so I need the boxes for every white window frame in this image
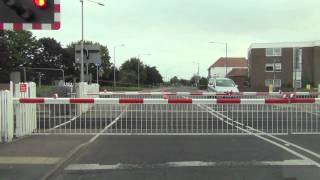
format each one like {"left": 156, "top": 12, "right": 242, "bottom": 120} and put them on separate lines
{"left": 265, "top": 79, "right": 282, "bottom": 88}
{"left": 265, "top": 64, "right": 274, "bottom": 72}
{"left": 274, "top": 63, "right": 282, "bottom": 72}
{"left": 266, "top": 48, "right": 282, "bottom": 57}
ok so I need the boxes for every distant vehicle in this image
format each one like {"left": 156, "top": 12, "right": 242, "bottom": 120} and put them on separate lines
{"left": 208, "top": 78, "right": 239, "bottom": 93}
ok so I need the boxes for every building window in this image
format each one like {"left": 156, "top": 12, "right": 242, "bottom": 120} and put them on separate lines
{"left": 265, "top": 79, "right": 282, "bottom": 87}
{"left": 265, "top": 64, "right": 274, "bottom": 72}
{"left": 293, "top": 80, "right": 302, "bottom": 89}
{"left": 274, "top": 63, "right": 282, "bottom": 72}
{"left": 265, "top": 63, "right": 281, "bottom": 72}
{"left": 266, "top": 48, "right": 282, "bottom": 57}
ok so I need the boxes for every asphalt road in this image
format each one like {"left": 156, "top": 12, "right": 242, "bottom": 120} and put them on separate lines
{"left": 46, "top": 86, "right": 320, "bottom": 180}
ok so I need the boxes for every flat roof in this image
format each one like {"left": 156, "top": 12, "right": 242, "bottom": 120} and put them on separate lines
{"left": 249, "top": 40, "right": 320, "bottom": 51}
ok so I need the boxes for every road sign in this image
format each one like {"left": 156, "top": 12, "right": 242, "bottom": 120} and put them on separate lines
{"left": 19, "top": 83, "right": 27, "bottom": 92}
{"left": 75, "top": 44, "right": 102, "bottom": 65}
{"left": 0, "top": 0, "right": 61, "bottom": 31}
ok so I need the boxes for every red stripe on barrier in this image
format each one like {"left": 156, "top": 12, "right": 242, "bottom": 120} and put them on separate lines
{"left": 217, "top": 99, "right": 241, "bottom": 104}
{"left": 265, "top": 99, "right": 289, "bottom": 104}
{"left": 54, "top": 4, "right": 61, "bottom": 12}
{"left": 19, "top": 98, "right": 44, "bottom": 104}
{"left": 70, "top": 98, "right": 95, "bottom": 104}
{"left": 168, "top": 99, "right": 192, "bottom": 104}
{"left": 290, "top": 98, "right": 316, "bottom": 104}
{"left": 52, "top": 22, "right": 61, "bottom": 30}
{"left": 119, "top": 99, "right": 144, "bottom": 104}
{"left": 32, "top": 23, "right": 42, "bottom": 29}
{"left": 13, "top": 23, "right": 23, "bottom": 30}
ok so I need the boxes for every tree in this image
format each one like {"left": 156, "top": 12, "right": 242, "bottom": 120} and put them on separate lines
{"left": 190, "top": 75, "right": 200, "bottom": 86}
{"left": 119, "top": 57, "right": 146, "bottom": 85}
{"left": 170, "top": 76, "right": 179, "bottom": 85}
{"left": 145, "top": 65, "right": 163, "bottom": 85}
{"left": 199, "top": 77, "right": 208, "bottom": 90}
{"left": 0, "top": 30, "right": 41, "bottom": 71}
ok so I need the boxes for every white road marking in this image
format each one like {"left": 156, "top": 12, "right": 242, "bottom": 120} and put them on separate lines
{"left": 198, "top": 104, "right": 320, "bottom": 168}
{"left": 65, "top": 159, "right": 314, "bottom": 171}
{"left": 40, "top": 105, "right": 129, "bottom": 180}
{"left": 0, "top": 156, "right": 60, "bottom": 165}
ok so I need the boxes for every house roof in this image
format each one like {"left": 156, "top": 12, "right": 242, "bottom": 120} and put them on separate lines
{"left": 227, "top": 68, "right": 248, "bottom": 77}
{"left": 249, "top": 40, "right": 320, "bottom": 51}
{"left": 209, "top": 57, "right": 248, "bottom": 68}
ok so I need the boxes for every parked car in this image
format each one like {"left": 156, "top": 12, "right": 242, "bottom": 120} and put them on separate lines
{"left": 208, "top": 78, "right": 240, "bottom": 93}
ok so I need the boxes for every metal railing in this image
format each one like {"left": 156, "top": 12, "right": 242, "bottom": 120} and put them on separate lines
{"left": 13, "top": 97, "right": 320, "bottom": 135}
{"left": 88, "top": 91, "right": 320, "bottom": 99}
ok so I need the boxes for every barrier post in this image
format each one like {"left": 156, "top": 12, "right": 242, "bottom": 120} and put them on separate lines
{"left": 0, "top": 91, "right": 14, "bottom": 143}
{"left": 14, "top": 82, "right": 37, "bottom": 137}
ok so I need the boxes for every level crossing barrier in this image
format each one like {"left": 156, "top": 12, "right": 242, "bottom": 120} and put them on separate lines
{"left": 89, "top": 91, "right": 320, "bottom": 100}
{"left": 13, "top": 97, "right": 320, "bottom": 136}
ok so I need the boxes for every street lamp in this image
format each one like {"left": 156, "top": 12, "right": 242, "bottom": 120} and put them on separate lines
{"left": 80, "top": 0, "right": 105, "bottom": 82}
{"left": 193, "top": 62, "right": 200, "bottom": 86}
{"left": 113, "top": 44, "right": 125, "bottom": 88}
{"left": 137, "top": 53, "right": 151, "bottom": 88}
{"left": 209, "top": 42, "right": 228, "bottom": 77}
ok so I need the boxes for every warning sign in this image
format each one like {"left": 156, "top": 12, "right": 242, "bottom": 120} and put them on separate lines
{"left": 20, "top": 84, "right": 27, "bottom": 93}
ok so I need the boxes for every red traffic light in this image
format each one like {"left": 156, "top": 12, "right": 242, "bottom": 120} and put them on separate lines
{"left": 33, "top": 0, "right": 47, "bottom": 8}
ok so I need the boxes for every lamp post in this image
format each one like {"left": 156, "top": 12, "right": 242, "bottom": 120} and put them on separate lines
{"left": 193, "top": 62, "right": 200, "bottom": 86}
{"left": 137, "top": 53, "right": 151, "bottom": 88}
{"left": 113, "top": 44, "right": 125, "bottom": 88}
{"left": 80, "top": 0, "right": 104, "bottom": 82}
{"left": 209, "top": 42, "right": 228, "bottom": 77}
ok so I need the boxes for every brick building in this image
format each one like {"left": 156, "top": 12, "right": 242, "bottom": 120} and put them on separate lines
{"left": 248, "top": 41, "right": 320, "bottom": 91}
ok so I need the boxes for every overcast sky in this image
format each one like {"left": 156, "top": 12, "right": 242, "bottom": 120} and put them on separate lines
{"left": 32, "top": 0, "right": 320, "bottom": 80}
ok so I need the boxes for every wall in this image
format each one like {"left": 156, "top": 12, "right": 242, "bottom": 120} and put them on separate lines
{"left": 313, "top": 46, "right": 320, "bottom": 86}
{"left": 249, "top": 48, "right": 294, "bottom": 90}
{"left": 209, "top": 67, "right": 247, "bottom": 78}
{"left": 301, "top": 47, "right": 314, "bottom": 86}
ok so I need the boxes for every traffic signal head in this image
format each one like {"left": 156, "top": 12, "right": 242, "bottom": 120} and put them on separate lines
{"left": 0, "top": 0, "right": 60, "bottom": 30}
{"left": 33, "top": 0, "right": 47, "bottom": 9}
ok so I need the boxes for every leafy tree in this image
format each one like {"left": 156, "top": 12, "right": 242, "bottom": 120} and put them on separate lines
{"left": 170, "top": 76, "right": 179, "bottom": 85}
{"left": 199, "top": 77, "right": 208, "bottom": 90}
{"left": 145, "top": 65, "right": 163, "bottom": 85}
{"left": 119, "top": 57, "right": 146, "bottom": 85}
{"left": 190, "top": 75, "right": 201, "bottom": 86}
{"left": 179, "top": 79, "right": 191, "bottom": 86}
{"left": 0, "top": 30, "right": 41, "bottom": 71}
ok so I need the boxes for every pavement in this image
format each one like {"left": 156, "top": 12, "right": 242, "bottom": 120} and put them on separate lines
{"left": 1, "top": 86, "right": 320, "bottom": 180}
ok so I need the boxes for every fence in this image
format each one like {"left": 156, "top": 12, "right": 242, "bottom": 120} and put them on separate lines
{"left": 89, "top": 91, "right": 320, "bottom": 100}
{"left": 13, "top": 97, "right": 320, "bottom": 135}
{"left": 14, "top": 82, "right": 37, "bottom": 137}
{"left": 0, "top": 91, "right": 14, "bottom": 142}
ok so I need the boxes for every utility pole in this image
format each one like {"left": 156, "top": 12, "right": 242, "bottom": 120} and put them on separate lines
{"left": 113, "top": 44, "right": 125, "bottom": 88}
{"left": 79, "top": 0, "right": 105, "bottom": 82}
{"left": 80, "top": 0, "right": 84, "bottom": 82}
